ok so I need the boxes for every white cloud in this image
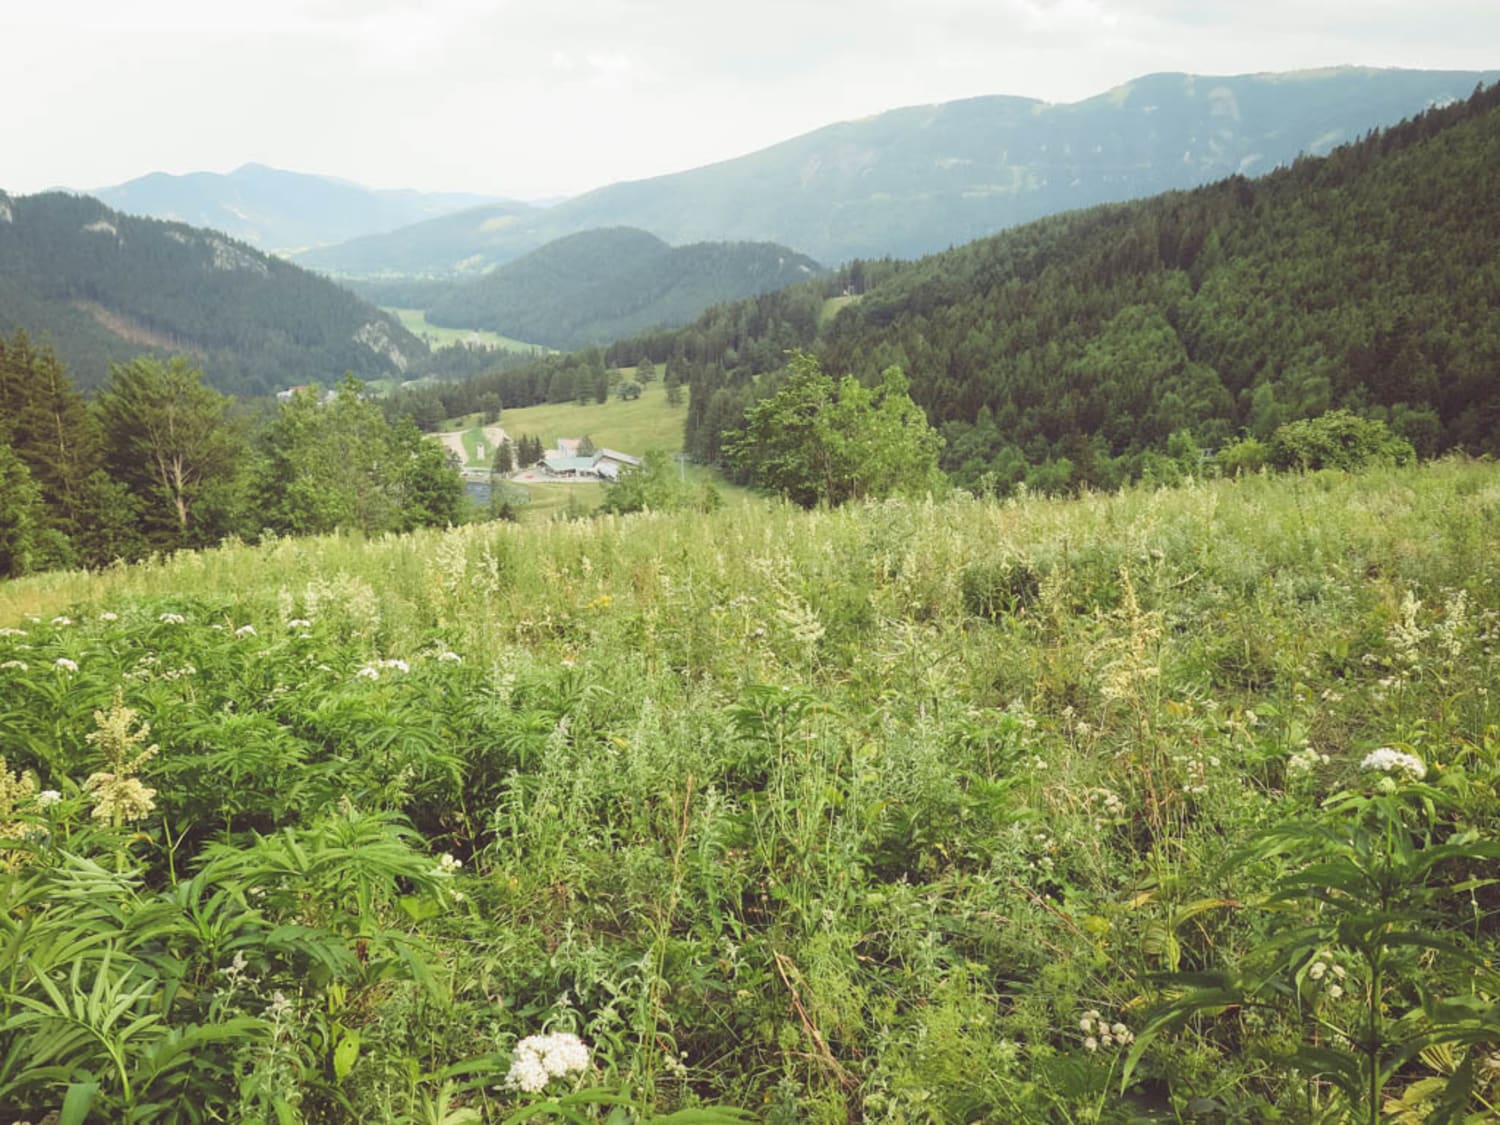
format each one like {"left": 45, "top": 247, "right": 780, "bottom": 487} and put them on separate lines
{"left": 2, "top": 0, "right": 1496, "bottom": 199}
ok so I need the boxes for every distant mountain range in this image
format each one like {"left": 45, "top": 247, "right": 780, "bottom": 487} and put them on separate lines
{"left": 0, "top": 192, "right": 427, "bottom": 394}
{"left": 410, "top": 227, "right": 821, "bottom": 349}
{"left": 294, "top": 66, "right": 1499, "bottom": 275}
{"left": 91, "top": 164, "right": 513, "bottom": 252}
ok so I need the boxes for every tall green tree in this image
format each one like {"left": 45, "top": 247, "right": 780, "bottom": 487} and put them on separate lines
{"left": 725, "top": 352, "right": 945, "bottom": 507}
{"left": 0, "top": 331, "right": 104, "bottom": 544}
{"left": 252, "top": 377, "right": 462, "bottom": 536}
{"left": 0, "top": 443, "right": 43, "bottom": 579}
{"left": 94, "top": 356, "right": 243, "bottom": 549}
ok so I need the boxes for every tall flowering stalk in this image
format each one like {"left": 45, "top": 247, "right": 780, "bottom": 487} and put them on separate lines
{"left": 83, "top": 688, "right": 158, "bottom": 829}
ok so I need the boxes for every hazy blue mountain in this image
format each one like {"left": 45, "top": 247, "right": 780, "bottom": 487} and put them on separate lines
{"left": 0, "top": 191, "right": 427, "bottom": 394}
{"left": 295, "top": 66, "right": 1499, "bottom": 275}
{"left": 92, "top": 163, "right": 516, "bottom": 252}
{"left": 411, "top": 227, "right": 821, "bottom": 348}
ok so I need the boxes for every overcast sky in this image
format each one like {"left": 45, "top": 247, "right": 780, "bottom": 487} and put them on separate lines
{"left": 5, "top": 0, "right": 1498, "bottom": 201}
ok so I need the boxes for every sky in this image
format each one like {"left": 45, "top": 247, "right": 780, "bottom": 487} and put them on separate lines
{"left": 4, "top": 0, "right": 1498, "bottom": 201}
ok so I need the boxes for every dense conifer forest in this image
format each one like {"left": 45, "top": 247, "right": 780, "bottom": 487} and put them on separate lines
{"left": 571, "top": 81, "right": 1500, "bottom": 492}
{"left": 0, "top": 193, "right": 427, "bottom": 394}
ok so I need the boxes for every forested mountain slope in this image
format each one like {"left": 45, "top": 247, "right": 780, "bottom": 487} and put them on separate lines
{"left": 93, "top": 164, "right": 507, "bottom": 252}
{"left": 0, "top": 192, "right": 427, "bottom": 394}
{"left": 614, "top": 83, "right": 1500, "bottom": 489}
{"left": 296, "top": 66, "right": 1497, "bottom": 275}
{"left": 417, "top": 227, "right": 820, "bottom": 349}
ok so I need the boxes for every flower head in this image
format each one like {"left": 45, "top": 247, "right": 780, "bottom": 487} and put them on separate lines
{"left": 158, "top": 612, "right": 186, "bottom": 625}
{"left": 82, "top": 689, "right": 158, "bottom": 824}
{"left": 54, "top": 658, "right": 78, "bottom": 673}
{"left": 234, "top": 624, "right": 257, "bottom": 638}
{"left": 506, "top": 1031, "right": 590, "bottom": 1092}
{"left": 1360, "top": 747, "right": 1426, "bottom": 781}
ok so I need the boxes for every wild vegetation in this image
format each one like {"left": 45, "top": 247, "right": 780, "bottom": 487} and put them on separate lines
{"left": 1, "top": 459, "right": 1498, "bottom": 1123}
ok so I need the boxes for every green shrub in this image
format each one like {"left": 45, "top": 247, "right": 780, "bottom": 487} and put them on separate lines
{"left": 1269, "top": 410, "right": 1416, "bottom": 471}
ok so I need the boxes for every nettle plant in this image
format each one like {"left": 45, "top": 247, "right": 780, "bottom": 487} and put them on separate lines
{"left": 1128, "top": 749, "right": 1500, "bottom": 1123}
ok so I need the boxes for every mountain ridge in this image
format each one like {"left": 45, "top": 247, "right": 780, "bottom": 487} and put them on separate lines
{"left": 293, "top": 65, "right": 1499, "bottom": 275}
{"left": 0, "top": 190, "right": 428, "bottom": 394}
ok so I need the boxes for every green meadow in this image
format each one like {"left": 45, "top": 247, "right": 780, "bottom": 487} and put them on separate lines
{"left": 2, "top": 460, "right": 1499, "bottom": 1120}
{"left": 386, "top": 307, "right": 543, "bottom": 354}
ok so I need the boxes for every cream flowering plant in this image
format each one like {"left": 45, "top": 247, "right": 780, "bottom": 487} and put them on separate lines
{"left": 82, "top": 687, "right": 159, "bottom": 826}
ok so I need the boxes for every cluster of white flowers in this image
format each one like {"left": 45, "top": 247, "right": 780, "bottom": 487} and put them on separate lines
{"left": 506, "top": 1031, "right": 590, "bottom": 1093}
{"left": 234, "top": 624, "right": 257, "bottom": 638}
{"left": 35, "top": 790, "right": 62, "bottom": 808}
{"left": 1288, "top": 746, "right": 1331, "bottom": 774}
{"left": 0, "top": 627, "right": 27, "bottom": 638}
{"left": 1361, "top": 747, "right": 1427, "bottom": 781}
{"left": 1307, "top": 955, "right": 1348, "bottom": 1000}
{"left": 287, "top": 618, "right": 312, "bottom": 629}
{"left": 99, "top": 612, "right": 119, "bottom": 623}
{"left": 438, "top": 651, "right": 462, "bottom": 664}
{"left": 54, "top": 658, "right": 78, "bottom": 673}
{"left": 433, "top": 852, "right": 462, "bottom": 877}
{"left": 1089, "top": 788, "right": 1126, "bottom": 822}
{"left": 354, "top": 658, "right": 410, "bottom": 681}
{"left": 1, "top": 660, "right": 28, "bottom": 671}
{"left": 158, "top": 613, "right": 186, "bottom": 625}
{"left": 1079, "top": 1010, "right": 1133, "bottom": 1052}
{"left": 51, "top": 616, "right": 73, "bottom": 627}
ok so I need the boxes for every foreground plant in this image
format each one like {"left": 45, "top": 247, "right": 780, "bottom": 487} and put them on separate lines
{"left": 1127, "top": 753, "right": 1500, "bottom": 1122}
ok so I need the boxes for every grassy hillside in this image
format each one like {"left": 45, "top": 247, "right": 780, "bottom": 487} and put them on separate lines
{"left": 385, "top": 306, "right": 541, "bottom": 353}
{"left": 1, "top": 461, "right": 1497, "bottom": 1121}
{"left": 470, "top": 376, "right": 687, "bottom": 456}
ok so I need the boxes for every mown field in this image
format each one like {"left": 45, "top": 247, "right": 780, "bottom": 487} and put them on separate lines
{"left": 451, "top": 376, "right": 684, "bottom": 457}
{"left": 1, "top": 461, "right": 1498, "bottom": 1123}
{"left": 385, "top": 307, "right": 542, "bottom": 354}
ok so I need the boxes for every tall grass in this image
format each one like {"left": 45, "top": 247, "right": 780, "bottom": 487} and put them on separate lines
{"left": 1, "top": 458, "right": 1497, "bottom": 1121}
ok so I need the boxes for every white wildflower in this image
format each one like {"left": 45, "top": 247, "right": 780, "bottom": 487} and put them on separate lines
{"left": 0, "top": 660, "right": 28, "bottom": 671}
{"left": 507, "top": 1053, "right": 551, "bottom": 1093}
{"left": 287, "top": 618, "right": 312, "bottom": 629}
{"left": 99, "top": 612, "right": 119, "bottom": 623}
{"left": 438, "top": 651, "right": 462, "bottom": 664}
{"left": 158, "top": 613, "right": 185, "bottom": 625}
{"left": 235, "top": 624, "right": 257, "bottom": 638}
{"left": 1328, "top": 984, "right": 1344, "bottom": 1001}
{"left": 1288, "top": 746, "right": 1331, "bottom": 774}
{"left": 381, "top": 658, "right": 410, "bottom": 674}
{"left": 51, "top": 616, "right": 73, "bottom": 627}
{"left": 35, "top": 790, "right": 61, "bottom": 808}
{"left": 506, "top": 1031, "right": 590, "bottom": 1092}
{"left": 1083, "top": 1037, "right": 1098, "bottom": 1052}
{"left": 434, "top": 852, "right": 462, "bottom": 876}
{"left": 0, "top": 628, "right": 26, "bottom": 638}
{"left": 1360, "top": 747, "right": 1427, "bottom": 781}
{"left": 354, "top": 665, "right": 380, "bottom": 681}
{"left": 54, "top": 658, "right": 78, "bottom": 673}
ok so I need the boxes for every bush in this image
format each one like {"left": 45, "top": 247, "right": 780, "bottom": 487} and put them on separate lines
{"left": 1269, "top": 410, "right": 1415, "bottom": 471}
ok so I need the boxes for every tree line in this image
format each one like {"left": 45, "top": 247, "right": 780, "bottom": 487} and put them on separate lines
{"left": 0, "top": 333, "right": 462, "bottom": 577}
